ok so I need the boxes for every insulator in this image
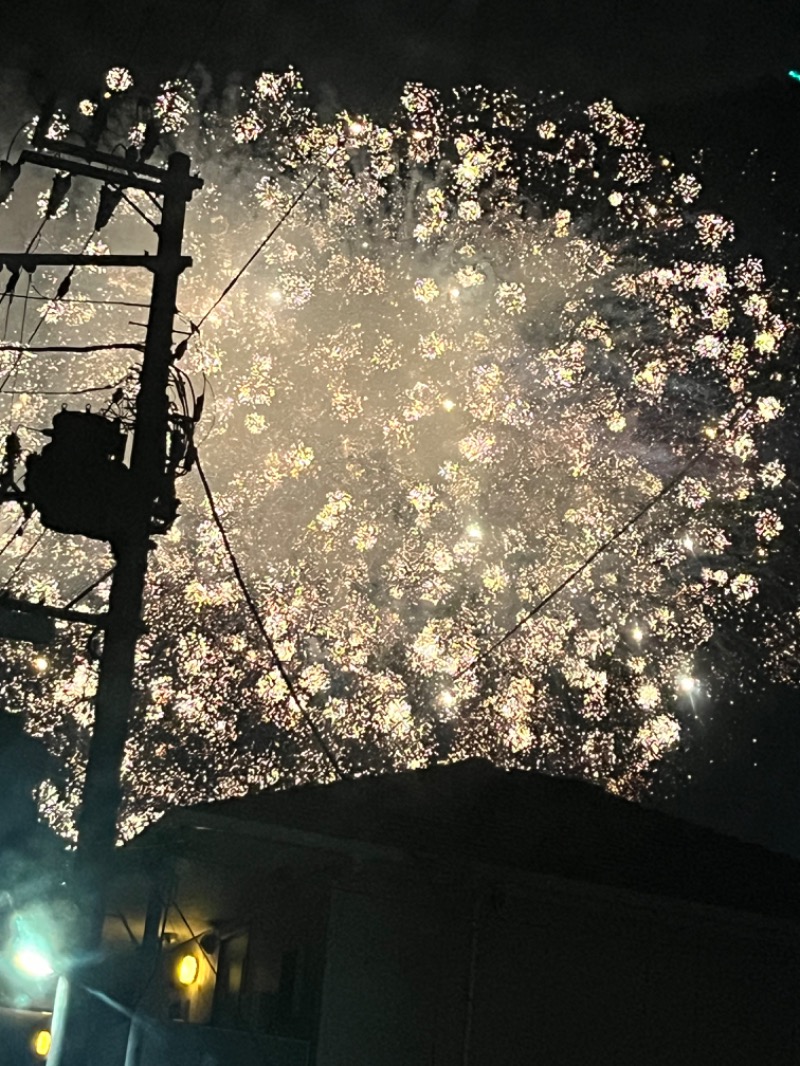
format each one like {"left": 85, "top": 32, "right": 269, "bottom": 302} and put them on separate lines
{"left": 55, "top": 274, "right": 72, "bottom": 301}
{"left": 0, "top": 161, "right": 21, "bottom": 205}
{"left": 85, "top": 98, "right": 110, "bottom": 150}
{"left": 4, "top": 433, "right": 21, "bottom": 463}
{"left": 168, "top": 429, "right": 187, "bottom": 466}
{"left": 140, "top": 121, "right": 160, "bottom": 162}
{"left": 4, "top": 270, "right": 20, "bottom": 296}
{"left": 46, "top": 172, "right": 72, "bottom": 218}
{"left": 94, "top": 184, "right": 123, "bottom": 231}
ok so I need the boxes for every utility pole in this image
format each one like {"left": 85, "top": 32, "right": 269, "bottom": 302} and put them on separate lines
{"left": 77, "top": 151, "right": 195, "bottom": 894}
{"left": 0, "top": 126, "right": 202, "bottom": 1063}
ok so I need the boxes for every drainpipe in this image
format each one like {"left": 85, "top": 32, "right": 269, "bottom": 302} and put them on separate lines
{"left": 125, "top": 859, "right": 172, "bottom": 1065}
{"left": 123, "top": 1014, "right": 143, "bottom": 1066}
{"left": 462, "top": 888, "right": 492, "bottom": 1066}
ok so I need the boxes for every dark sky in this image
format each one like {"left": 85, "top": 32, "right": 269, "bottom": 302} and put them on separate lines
{"left": 3, "top": 0, "right": 798, "bottom": 109}
{"left": 4, "top": 0, "right": 800, "bottom": 854}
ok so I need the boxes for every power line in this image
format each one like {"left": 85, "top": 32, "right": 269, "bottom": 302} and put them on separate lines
{"left": 0, "top": 380, "right": 126, "bottom": 397}
{"left": 4, "top": 119, "right": 31, "bottom": 162}
{"left": 18, "top": 292, "right": 151, "bottom": 310}
{"left": 0, "top": 516, "right": 30, "bottom": 564}
{"left": 26, "top": 231, "right": 96, "bottom": 346}
{"left": 452, "top": 395, "right": 762, "bottom": 681}
{"left": 194, "top": 451, "right": 347, "bottom": 781}
{"left": 0, "top": 342, "right": 144, "bottom": 355}
{"left": 0, "top": 228, "right": 105, "bottom": 413}
{"left": 0, "top": 201, "right": 51, "bottom": 315}
{"left": 120, "top": 191, "right": 159, "bottom": 232}
{"left": 65, "top": 567, "right": 115, "bottom": 610}
{"left": 192, "top": 161, "right": 333, "bottom": 336}
{"left": 2, "top": 528, "right": 46, "bottom": 589}
{"left": 17, "top": 274, "right": 31, "bottom": 351}
{"left": 178, "top": 0, "right": 229, "bottom": 79}
{"left": 421, "top": 0, "right": 460, "bottom": 35}
{"left": 3, "top": 274, "right": 33, "bottom": 417}
{"left": 0, "top": 221, "right": 47, "bottom": 310}
{"left": 169, "top": 899, "right": 217, "bottom": 974}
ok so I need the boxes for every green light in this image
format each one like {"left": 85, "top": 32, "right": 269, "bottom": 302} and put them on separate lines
{"left": 789, "top": 70, "right": 800, "bottom": 82}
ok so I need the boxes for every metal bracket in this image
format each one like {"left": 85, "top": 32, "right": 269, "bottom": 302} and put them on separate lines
{"left": 0, "top": 593, "right": 150, "bottom": 634}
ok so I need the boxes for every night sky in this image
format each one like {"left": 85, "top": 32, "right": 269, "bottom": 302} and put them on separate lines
{"left": 4, "top": 0, "right": 800, "bottom": 854}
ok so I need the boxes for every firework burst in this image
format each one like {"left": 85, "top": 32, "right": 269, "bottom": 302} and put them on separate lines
{"left": 0, "top": 69, "right": 793, "bottom": 837}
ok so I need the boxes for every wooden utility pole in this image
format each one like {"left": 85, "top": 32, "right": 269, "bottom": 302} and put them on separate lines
{"left": 1, "top": 130, "right": 202, "bottom": 1064}
{"left": 77, "top": 151, "right": 195, "bottom": 894}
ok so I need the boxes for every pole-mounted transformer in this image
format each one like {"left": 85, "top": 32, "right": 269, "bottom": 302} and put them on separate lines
{"left": 25, "top": 410, "right": 133, "bottom": 550}
{"left": 24, "top": 407, "right": 184, "bottom": 554}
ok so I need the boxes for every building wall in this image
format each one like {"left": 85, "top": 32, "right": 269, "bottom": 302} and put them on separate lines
{"left": 315, "top": 863, "right": 800, "bottom": 1066}
{"left": 316, "top": 866, "right": 470, "bottom": 1066}
{"left": 470, "top": 882, "right": 800, "bottom": 1065}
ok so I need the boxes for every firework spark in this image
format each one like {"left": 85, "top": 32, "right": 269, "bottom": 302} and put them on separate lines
{"left": 0, "top": 71, "right": 793, "bottom": 838}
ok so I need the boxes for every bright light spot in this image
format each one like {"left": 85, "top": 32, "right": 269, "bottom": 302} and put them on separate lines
{"left": 703, "top": 426, "right": 717, "bottom": 439}
{"left": 13, "top": 947, "right": 54, "bottom": 979}
{"left": 789, "top": 70, "right": 800, "bottom": 82}
{"left": 32, "top": 1030, "right": 52, "bottom": 1059}
{"left": 349, "top": 120, "right": 364, "bottom": 135}
{"left": 31, "top": 655, "right": 49, "bottom": 673}
{"left": 631, "top": 626, "right": 643, "bottom": 643}
{"left": 439, "top": 691, "right": 455, "bottom": 709}
{"left": 106, "top": 67, "right": 134, "bottom": 93}
{"left": 442, "top": 399, "right": 456, "bottom": 412}
{"left": 78, "top": 99, "right": 97, "bottom": 117}
{"left": 467, "top": 524, "right": 482, "bottom": 540}
{"left": 678, "top": 675, "right": 697, "bottom": 695}
{"left": 270, "top": 290, "right": 282, "bottom": 303}
{"left": 412, "top": 130, "right": 426, "bottom": 141}
{"left": 450, "top": 287, "right": 460, "bottom": 299}
{"left": 682, "top": 535, "right": 694, "bottom": 551}
{"left": 177, "top": 952, "right": 199, "bottom": 986}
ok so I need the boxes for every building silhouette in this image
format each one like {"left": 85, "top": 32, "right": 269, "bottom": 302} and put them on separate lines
{"left": 104, "top": 759, "right": 800, "bottom": 1065}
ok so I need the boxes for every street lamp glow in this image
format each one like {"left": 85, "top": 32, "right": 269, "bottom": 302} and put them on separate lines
{"left": 13, "top": 946, "right": 54, "bottom": 979}
{"left": 177, "top": 952, "right": 199, "bottom": 986}
{"left": 678, "top": 675, "right": 697, "bottom": 695}
{"left": 32, "top": 1029, "right": 52, "bottom": 1059}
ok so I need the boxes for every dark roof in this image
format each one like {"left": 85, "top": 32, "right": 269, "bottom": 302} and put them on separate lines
{"left": 143, "top": 759, "right": 800, "bottom": 922}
